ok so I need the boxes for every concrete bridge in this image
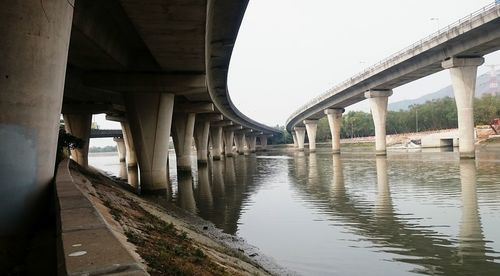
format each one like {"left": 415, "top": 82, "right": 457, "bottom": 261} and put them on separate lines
{"left": 0, "top": 0, "right": 279, "bottom": 244}
{"left": 286, "top": 2, "right": 500, "bottom": 158}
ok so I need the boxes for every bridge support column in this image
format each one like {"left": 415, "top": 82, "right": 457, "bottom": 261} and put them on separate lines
{"left": 114, "top": 137, "right": 126, "bottom": 163}
{"left": 172, "top": 112, "right": 196, "bottom": 173}
{"left": 63, "top": 114, "right": 92, "bottom": 167}
{"left": 294, "top": 126, "right": 306, "bottom": 151}
{"left": 245, "top": 135, "right": 257, "bottom": 153}
{"left": 234, "top": 133, "right": 246, "bottom": 155}
{"left": 210, "top": 126, "right": 223, "bottom": 160}
{"left": 223, "top": 128, "right": 235, "bottom": 157}
{"left": 259, "top": 135, "right": 268, "bottom": 151}
{"left": 365, "top": 90, "right": 393, "bottom": 156}
{"left": 292, "top": 131, "right": 299, "bottom": 148}
{"left": 125, "top": 93, "right": 174, "bottom": 193}
{"left": 194, "top": 120, "right": 210, "bottom": 165}
{"left": 325, "top": 108, "right": 344, "bottom": 154}
{"left": 304, "top": 120, "right": 318, "bottom": 152}
{"left": 121, "top": 121, "right": 137, "bottom": 167}
{"left": 442, "top": 57, "right": 484, "bottom": 159}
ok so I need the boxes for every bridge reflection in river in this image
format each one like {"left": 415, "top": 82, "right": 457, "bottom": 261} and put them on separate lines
{"left": 90, "top": 148, "right": 500, "bottom": 275}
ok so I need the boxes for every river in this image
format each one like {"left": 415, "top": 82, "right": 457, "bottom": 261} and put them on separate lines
{"left": 89, "top": 145, "right": 500, "bottom": 275}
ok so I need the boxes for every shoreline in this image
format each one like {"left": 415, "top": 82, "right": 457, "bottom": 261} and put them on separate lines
{"left": 70, "top": 162, "right": 293, "bottom": 275}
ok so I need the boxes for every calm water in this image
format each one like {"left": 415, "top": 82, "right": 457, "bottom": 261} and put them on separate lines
{"left": 89, "top": 147, "right": 500, "bottom": 275}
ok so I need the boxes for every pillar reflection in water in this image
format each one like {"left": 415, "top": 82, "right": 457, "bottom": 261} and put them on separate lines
{"left": 197, "top": 164, "right": 213, "bottom": 211}
{"left": 331, "top": 154, "right": 345, "bottom": 197}
{"left": 177, "top": 173, "right": 197, "bottom": 214}
{"left": 224, "top": 157, "right": 236, "bottom": 186}
{"left": 458, "top": 159, "right": 486, "bottom": 260}
{"left": 375, "top": 157, "right": 393, "bottom": 217}
{"left": 294, "top": 151, "right": 307, "bottom": 180}
{"left": 308, "top": 153, "right": 319, "bottom": 187}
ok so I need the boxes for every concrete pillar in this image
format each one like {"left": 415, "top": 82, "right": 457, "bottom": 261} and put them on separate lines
{"left": 292, "top": 131, "right": 298, "bottom": 148}
{"left": 259, "top": 135, "right": 268, "bottom": 151}
{"left": 114, "top": 137, "right": 126, "bottom": 163}
{"left": 245, "top": 135, "right": 257, "bottom": 153}
{"left": 194, "top": 120, "right": 210, "bottom": 164}
{"left": 365, "top": 90, "right": 393, "bottom": 156}
{"left": 63, "top": 114, "right": 92, "bottom": 166}
{"left": 442, "top": 57, "right": 484, "bottom": 159}
{"left": 303, "top": 120, "right": 318, "bottom": 152}
{"left": 234, "top": 133, "right": 246, "bottom": 155}
{"left": 120, "top": 121, "right": 137, "bottom": 167}
{"left": 172, "top": 112, "right": 196, "bottom": 173}
{"left": 0, "top": 0, "right": 74, "bottom": 236}
{"left": 210, "top": 126, "right": 223, "bottom": 160}
{"left": 325, "top": 108, "right": 344, "bottom": 154}
{"left": 125, "top": 92, "right": 174, "bottom": 193}
{"left": 294, "top": 127, "right": 306, "bottom": 151}
{"left": 223, "top": 128, "right": 234, "bottom": 157}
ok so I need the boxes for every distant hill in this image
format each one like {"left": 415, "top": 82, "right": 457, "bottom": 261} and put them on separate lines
{"left": 388, "top": 70, "right": 498, "bottom": 111}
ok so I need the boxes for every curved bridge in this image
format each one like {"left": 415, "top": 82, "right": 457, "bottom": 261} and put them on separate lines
{"left": 286, "top": 2, "right": 500, "bottom": 158}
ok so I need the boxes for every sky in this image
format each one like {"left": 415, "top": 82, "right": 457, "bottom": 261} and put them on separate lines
{"left": 92, "top": 0, "right": 500, "bottom": 146}
{"left": 228, "top": 0, "right": 500, "bottom": 126}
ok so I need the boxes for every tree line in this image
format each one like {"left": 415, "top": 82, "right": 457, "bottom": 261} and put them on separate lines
{"left": 271, "top": 94, "right": 499, "bottom": 144}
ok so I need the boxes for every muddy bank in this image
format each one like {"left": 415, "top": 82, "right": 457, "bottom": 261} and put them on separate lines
{"left": 69, "top": 162, "right": 293, "bottom": 275}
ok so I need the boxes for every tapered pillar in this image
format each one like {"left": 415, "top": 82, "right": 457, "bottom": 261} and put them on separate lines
{"left": 365, "top": 90, "right": 393, "bottom": 156}
{"left": 0, "top": 0, "right": 74, "bottom": 237}
{"left": 172, "top": 112, "right": 196, "bottom": 173}
{"left": 234, "top": 133, "right": 245, "bottom": 155}
{"left": 294, "top": 127, "right": 306, "bottom": 151}
{"left": 259, "top": 135, "right": 268, "bottom": 151}
{"left": 210, "top": 126, "right": 223, "bottom": 160}
{"left": 303, "top": 120, "right": 318, "bottom": 152}
{"left": 194, "top": 120, "right": 210, "bottom": 164}
{"left": 245, "top": 135, "right": 257, "bottom": 153}
{"left": 114, "top": 137, "right": 126, "bottom": 163}
{"left": 325, "top": 108, "right": 344, "bottom": 154}
{"left": 442, "top": 57, "right": 484, "bottom": 159}
{"left": 223, "top": 128, "right": 234, "bottom": 157}
{"left": 121, "top": 121, "right": 137, "bottom": 167}
{"left": 63, "top": 114, "right": 92, "bottom": 166}
{"left": 292, "top": 131, "right": 298, "bottom": 148}
{"left": 125, "top": 92, "right": 174, "bottom": 192}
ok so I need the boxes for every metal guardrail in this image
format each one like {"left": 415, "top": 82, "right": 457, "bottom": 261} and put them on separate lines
{"left": 286, "top": 1, "right": 499, "bottom": 126}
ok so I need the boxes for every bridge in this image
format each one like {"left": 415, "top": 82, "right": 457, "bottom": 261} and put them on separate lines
{"left": 286, "top": 2, "right": 500, "bottom": 158}
{"left": 0, "top": 0, "right": 280, "bottom": 257}
{"left": 89, "top": 129, "right": 122, "bottom": 139}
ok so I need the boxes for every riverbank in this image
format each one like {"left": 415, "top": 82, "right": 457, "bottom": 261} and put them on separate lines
{"left": 68, "top": 161, "right": 287, "bottom": 275}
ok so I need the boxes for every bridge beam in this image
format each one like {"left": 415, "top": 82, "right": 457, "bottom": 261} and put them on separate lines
{"left": 365, "top": 89, "right": 393, "bottom": 156}
{"left": 210, "top": 126, "right": 224, "bottom": 160}
{"left": 223, "top": 128, "right": 235, "bottom": 157}
{"left": 194, "top": 120, "right": 210, "bottom": 165}
{"left": 304, "top": 120, "right": 319, "bottom": 152}
{"left": 113, "top": 137, "right": 126, "bottom": 163}
{"left": 234, "top": 133, "right": 246, "bottom": 155}
{"left": 442, "top": 57, "right": 484, "bottom": 159}
{"left": 172, "top": 112, "right": 196, "bottom": 173}
{"left": 63, "top": 114, "right": 92, "bottom": 167}
{"left": 293, "top": 127, "right": 306, "bottom": 151}
{"left": 125, "top": 92, "right": 174, "bottom": 193}
{"left": 325, "top": 109, "right": 345, "bottom": 154}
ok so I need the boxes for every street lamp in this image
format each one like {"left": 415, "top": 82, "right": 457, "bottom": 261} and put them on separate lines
{"left": 430, "top": 17, "right": 440, "bottom": 32}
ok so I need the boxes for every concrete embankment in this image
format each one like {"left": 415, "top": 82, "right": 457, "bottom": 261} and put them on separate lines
{"left": 55, "top": 159, "right": 286, "bottom": 275}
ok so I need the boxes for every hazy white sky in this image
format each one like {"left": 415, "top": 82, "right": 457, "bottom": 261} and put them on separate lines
{"left": 228, "top": 0, "right": 500, "bottom": 126}
{"left": 92, "top": 0, "right": 500, "bottom": 146}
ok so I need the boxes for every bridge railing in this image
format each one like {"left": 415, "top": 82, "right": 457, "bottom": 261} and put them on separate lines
{"left": 287, "top": 1, "right": 499, "bottom": 126}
